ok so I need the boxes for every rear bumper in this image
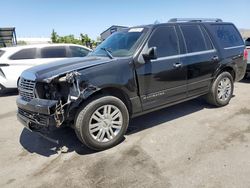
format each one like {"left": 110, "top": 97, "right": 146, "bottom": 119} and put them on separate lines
{"left": 16, "top": 96, "right": 59, "bottom": 132}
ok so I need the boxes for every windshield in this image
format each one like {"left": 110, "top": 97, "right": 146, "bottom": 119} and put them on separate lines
{"left": 91, "top": 28, "right": 147, "bottom": 57}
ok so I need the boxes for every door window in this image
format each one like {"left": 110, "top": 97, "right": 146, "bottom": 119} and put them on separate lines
{"left": 70, "top": 46, "right": 89, "bottom": 57}
{"left": 200, "top": 26, "right": 214, "bottom": 50}
{"left": 9, "top": 48, "right": 37, "bottom": 60}
{"left": 40, "top": 46, "right": 67, "bottom": 58}
{"left": 148, "top": 26, "right": 179, "bottom": 58}
{"left": 180, "top": 25, "right": 209, "bottom": 53}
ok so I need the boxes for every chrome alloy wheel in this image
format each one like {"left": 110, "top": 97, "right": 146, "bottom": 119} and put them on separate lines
{"left": 217, "top": 77, "right": 232, "bottom": 101}
{"left": 89, "top": 105, "right": 123, "bottom": 143}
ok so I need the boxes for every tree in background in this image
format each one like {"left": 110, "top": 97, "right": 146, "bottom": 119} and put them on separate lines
{"left": 80, "top": 33, "right": 92, "bottom": 48}
{"left": 51, "top": 30, "right": 98, "bottom": 49}
{"left": 57, "top": 35, "right": 81, "bottom": 44}
{"left": 51, "top": 29, "right": 58, "bottom": 43}
{"left": 17, "top": 40, "right": 27, "bottom": 46}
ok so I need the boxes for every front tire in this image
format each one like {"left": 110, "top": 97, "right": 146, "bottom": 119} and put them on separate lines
{"left": 205, "top": 72, "right": 234, "bottom": 107}
{"left": 75, "top": 95, "right": 129, "bottom": 150}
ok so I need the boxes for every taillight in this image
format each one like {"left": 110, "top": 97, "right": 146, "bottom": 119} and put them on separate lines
{"left": 244, "top": 49, "right": 248, "bottom": 60}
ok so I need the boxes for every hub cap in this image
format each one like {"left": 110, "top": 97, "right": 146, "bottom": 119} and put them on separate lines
{"left": 217, "top": 77, "right": 232, "bottom": 101}
{"left": 89, "top": 105, "right": 123, "bottom": 143}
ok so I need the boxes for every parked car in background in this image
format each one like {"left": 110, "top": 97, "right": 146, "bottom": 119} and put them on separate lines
{"left": 245, "top": 38, "right": 250, "bottom": 76}
{"left": 0, "top": 44, "right": 91, "bottom": 93}
{"left": 17, "top": 18, "right": 247, "bottom": 150}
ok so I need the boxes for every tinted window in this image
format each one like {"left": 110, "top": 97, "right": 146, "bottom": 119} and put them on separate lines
{"left": 70, "top": 46, "right": 89, "bottom": 57}
{"left": 148, "top": 26, "right": 179, "bottom": 58}
{"left": 0, "top": 50, "right": 5, "bottom": 57}
{"left": 246, "top": 38, "right": 250, "bottom": 46}
{"left": 201, "top": 26, "right": 214, "bottom": 50}
{"left": 181, "top": 25, "right": 207, "bottom": 53}
{"left": 212, "top": 24, "right": 243, "bottom": 48}
{"left": 9, "top": 48, "right": 36, "bottom": 60}
{"left": 40, "top": 46, "right": 67, "bottom": 58}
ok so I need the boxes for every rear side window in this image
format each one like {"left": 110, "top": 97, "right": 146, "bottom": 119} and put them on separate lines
{"left": 0, "top": 50, "right": 5, "bottom": 57}
{"left": 211, "top": 24, "right": 243, "bottom": 48}
{"left": 40, "top": 46, "right": 67, "bottom": 58}
{"left": 148, "top": 26, "right": 179, "bottom": 58}
{"left": 70, "top": 46, "right": 89, "bottom": 57}
{"left": 9, "top": 48, "right": 37, "bottom": 60}
{"left": 180, "top": 25, "right": 210, "bottom": 53}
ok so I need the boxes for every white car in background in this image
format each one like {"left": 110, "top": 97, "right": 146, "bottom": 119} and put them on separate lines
{"left": 0, "top": 44, "right": 91, "bottom": 93}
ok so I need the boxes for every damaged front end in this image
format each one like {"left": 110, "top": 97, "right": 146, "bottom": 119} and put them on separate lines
{"left": 17, "top": 71, "right": 100, "bottom": 135}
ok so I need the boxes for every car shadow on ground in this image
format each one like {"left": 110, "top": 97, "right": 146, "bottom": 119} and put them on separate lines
{"left": 0, "top": 89, "right": 18, "bottom": 97}
{"left": 240, "top": 77, "right": 250, "bottom": 83}
{"left": 19, "top": 97, "right": 214, "bottom": 157}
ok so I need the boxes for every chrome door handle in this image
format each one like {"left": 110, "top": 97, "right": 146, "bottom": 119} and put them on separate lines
{"left": 211, "top": 56, "right": 219, "bottom": 62}
{"left": 173, "top": 63, "right": 182, "bottom": 68}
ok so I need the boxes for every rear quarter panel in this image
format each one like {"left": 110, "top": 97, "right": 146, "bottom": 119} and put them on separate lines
{"left": 204, "top": 23, "right": 246, "bottom": 81}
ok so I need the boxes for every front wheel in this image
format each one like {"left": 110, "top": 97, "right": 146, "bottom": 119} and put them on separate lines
{"left": 75, "top": 95, "right": 129, "bottom": 150}
{"left": 205, "top": 72, "right": 234, "bottom": 107}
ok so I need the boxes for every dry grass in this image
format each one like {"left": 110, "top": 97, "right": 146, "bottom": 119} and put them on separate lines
{"left": 240, "top": 29, "right": 250, "bottom": 39}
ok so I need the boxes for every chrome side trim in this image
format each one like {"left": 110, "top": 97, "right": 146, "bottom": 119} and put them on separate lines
{"left": 152, "top": 49, "right": 216, "bottom": 62}
{"left": 224, "top": 45, "right": 245, "bottom": 50}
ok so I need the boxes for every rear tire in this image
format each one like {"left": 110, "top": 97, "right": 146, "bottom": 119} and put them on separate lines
{"left": 205, "top": 72, "right": 234, "bottom": 107}
{"left": 75, "top": 95, "right": 129, "bottom": 151}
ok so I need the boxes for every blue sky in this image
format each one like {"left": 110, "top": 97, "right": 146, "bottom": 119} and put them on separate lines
{"left": 1, "top": 0, "right": 249, "bottom": 40}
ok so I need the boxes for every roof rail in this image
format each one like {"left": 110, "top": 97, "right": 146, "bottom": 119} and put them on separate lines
{"left": 168, "top": 18, "right": 223, "bottom": 23}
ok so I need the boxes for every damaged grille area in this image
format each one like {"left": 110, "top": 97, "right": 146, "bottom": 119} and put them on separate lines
{"left": 19, "top": 78, "right": 35, "bottom": 102}
{"left": 18, "top": 108, "right": 48, "bottom": 126}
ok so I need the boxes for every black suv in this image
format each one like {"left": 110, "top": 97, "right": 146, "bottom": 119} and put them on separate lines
{"left": 16, "top": 18, "right": 247, "bottom": 150}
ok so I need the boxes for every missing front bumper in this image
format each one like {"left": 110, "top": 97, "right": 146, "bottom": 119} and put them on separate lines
{"left": 17, "top": 113, "right": 59, "bottom": 144}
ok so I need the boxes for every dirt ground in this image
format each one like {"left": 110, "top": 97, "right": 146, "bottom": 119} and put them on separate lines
{"left": 1, "top": 80, "right": 250, "bottom": 188}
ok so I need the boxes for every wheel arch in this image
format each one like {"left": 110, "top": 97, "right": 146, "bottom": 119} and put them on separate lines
{"left": 214, "top": 66, "right": 236, "bottom": 82}
{"left": 79, "top": 86, "right": 133, "bottom": 116}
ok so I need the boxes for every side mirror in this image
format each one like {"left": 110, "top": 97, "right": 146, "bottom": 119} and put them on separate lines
{"left": 143, "top": 47, "right": 157, "bottom": 60}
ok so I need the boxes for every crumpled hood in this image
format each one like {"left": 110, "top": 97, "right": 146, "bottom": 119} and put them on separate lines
{"left": 21, "top": 56, "right": 115, "bottom": 81}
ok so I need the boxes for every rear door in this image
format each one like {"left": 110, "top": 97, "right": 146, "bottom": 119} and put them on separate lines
{"left": 38, "top": 46, "right": 69, "bottom": 63}
{"left": 136, "top": 25, "right": 187, "bottom": 110}
{"left": 179, "top": 24, "right": 219, "bottom": 97}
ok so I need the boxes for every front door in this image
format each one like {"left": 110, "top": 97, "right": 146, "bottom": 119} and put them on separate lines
{"left": 136, "top": 26, "right": 187, "bottom": 110}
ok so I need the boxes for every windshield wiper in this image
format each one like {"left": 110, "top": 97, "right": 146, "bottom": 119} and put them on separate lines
{"left": 101, "top": 48, "right": 114, "bottom": 59}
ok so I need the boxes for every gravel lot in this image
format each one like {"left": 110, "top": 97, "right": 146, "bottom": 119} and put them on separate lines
{"left": 0, "top": 80, "right": 250, "bottom": 188}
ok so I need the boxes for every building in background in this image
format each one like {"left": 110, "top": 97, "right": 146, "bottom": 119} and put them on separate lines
{"left": 0, "top": 27, "right": 17, "bottom": 47}
{"left": 100, "top": 25, "right": 128, "bottom": 41}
